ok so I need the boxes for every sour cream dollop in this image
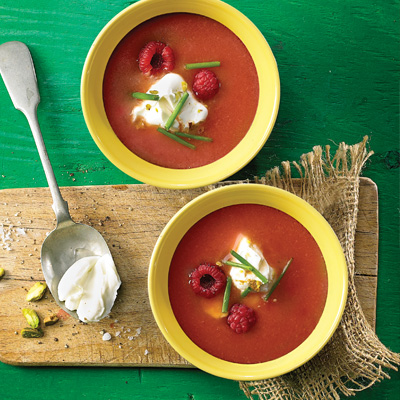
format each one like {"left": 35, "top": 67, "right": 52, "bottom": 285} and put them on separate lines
{"left": 132, "top": 73, "right": 208, "bottom": 130}
{"left": 229, "top": 236, "right": 275, "bottom": 293}
{"left": 58, "top": 253, "right": 121, "bottom": 322}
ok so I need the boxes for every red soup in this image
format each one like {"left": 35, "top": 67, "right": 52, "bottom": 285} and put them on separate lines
{"left": 103, "top": 13, "right": 259, "bottom": 169}
{"left": 168, "top": 204, "right": 328, "bottom": 364}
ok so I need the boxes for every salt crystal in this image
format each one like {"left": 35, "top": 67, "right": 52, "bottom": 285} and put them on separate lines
{"left": 115, "top": 331, "right": 121, "bottom": 337}
{"left": 102, "top": 332, "right": 112, "bottom": 341}
{"left": 144, "top": 349, "right": 149, "bottom": 355}
{"left": 16, "top": 228, "right": 26, "bottom": 235}
{"left": 135, "top": 327, "right": 141, "bottom": 336}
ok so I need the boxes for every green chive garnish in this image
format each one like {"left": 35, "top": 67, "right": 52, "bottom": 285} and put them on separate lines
{"left": 230, "top": 250, "right": 253, "bottom": 268}
{"left": 164, "top": 91, "right": 189, "bottom": 131}
{"left": 225, "top": 261, "right": 269, "bottom": 285}
{"left": 185, "top": 61, "right": 221, "bottom": 70}
{"left": 222, "top": 276, "right": 232, "bottom": 314}
{"left": 264, "top": 258, "right": 293, "bottom": 301}
{"left": 157, "top": 127, "right": 195, "bottom": 150}
{"left": 241, "top": 286, "right": 253, "bottom": 298}
{"left": 175, "top": 132, "right": 213, "bottom": 142}
{"left": 132, "top": 92, "right": 160, "bottom": 101}
{"left": 229, "top": 250, "right": 269, "bottom": 284}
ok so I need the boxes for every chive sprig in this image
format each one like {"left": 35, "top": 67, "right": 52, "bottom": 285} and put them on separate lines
{"left": 132, "top": 92, "right": 160, "bottom": 101}
{"left": 157, "top": 127, "right": 195, "bottom": 150}
{"left": 264, "top": 258, "right": 293, "bottom": 301}
{"left": 164, "top": 91, "right": 189, "bottom": 130}
{"left": 226, "top": 250, "right": 269, "bottom": 284}
{"left": 185, "top": 61, "right": 221, "bottom": 70}
{"left": 222, "top": 276, "right": 232, "bottom": 314}
{"left": 240, "top": 286, "right": 253, "bottom": 298}
{"left": 175, "top": 132, "right": 213, "bottom": 142}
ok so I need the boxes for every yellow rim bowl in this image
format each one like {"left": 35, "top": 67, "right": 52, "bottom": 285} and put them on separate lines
{"left": 149, "top": 184, "right": 348, "bottom": 380}
{"left": 81, "top": 0, "right": 280, "bottom": 189}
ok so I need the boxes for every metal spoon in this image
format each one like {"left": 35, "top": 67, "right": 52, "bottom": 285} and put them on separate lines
{"left": 0, "top": 41, "right": 111, "bottom": 320}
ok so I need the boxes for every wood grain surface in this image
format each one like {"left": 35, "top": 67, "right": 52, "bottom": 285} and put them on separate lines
{"left": 0, "top": 178, "right": 377, "bottom": 366}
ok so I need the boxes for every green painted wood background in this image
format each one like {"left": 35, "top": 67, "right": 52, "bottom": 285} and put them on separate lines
{"left": 0, "top": 0, "right": 398, "bottom": 398}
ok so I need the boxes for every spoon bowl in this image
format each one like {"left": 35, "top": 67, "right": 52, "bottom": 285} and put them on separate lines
{"left": 41, "top": 220, "right": 111, "bottom": 318}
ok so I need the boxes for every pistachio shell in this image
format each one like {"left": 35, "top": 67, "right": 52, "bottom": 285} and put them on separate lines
{"left": 44, "top": 314, "right": 59, "bottom": 326}
{"left": 22, "top": 308, "right": 40, "bottom": 328}
{"left": 26, "top": 282, "right": 47, "bottom": 302}
{"left": 21, "top": 327, "right": 44, "bottom": 338}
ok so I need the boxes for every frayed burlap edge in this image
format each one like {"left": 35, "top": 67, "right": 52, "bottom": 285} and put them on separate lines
{"left": 234, "top": 136, "right": 400, "bottom": 399}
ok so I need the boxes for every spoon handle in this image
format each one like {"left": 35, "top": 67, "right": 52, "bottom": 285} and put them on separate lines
{"left": 0, "top": 41, "right": 72, "bottom": 225}
{"left": 25, "top": 111, "right": 72, "bottom": 225}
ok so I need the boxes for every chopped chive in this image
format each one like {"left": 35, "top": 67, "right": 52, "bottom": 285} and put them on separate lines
{"left": 230, "top": 250, "right": 269, "bottom": 284}
{"left": 175, "top": 132, "right": 213, "bottom": 142}
{"left": 222, "top": 276, "right": 232, "bottom": 314}
{"left": 132, "top": 92, "right": 160, "bottom": 101}
{"left": 185, "top": 61, "right": 221, "bottom": 70}
{"left": 230, "top": 250, "right": 253, "bottom": 268}
{"left": 157, "top": 127, "right": 195, "bottom": 150}
{"left": 241, "top": 286, "right": 252, "bottom": 298}
{"left": 264, "top": 258, "right": 293, "bottom": 301}
{"left": 225, "top": 260, "right": 269, "bottom": 285}
{"left": 225, "top": 261, "right": 253, "bottom": 272}
{"left": 164, "top": 91, "right": 189, "bottom": 130}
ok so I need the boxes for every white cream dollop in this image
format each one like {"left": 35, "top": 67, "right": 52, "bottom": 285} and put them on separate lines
{"left": 229, "top": 236, "right": 275, "bottom": 293}
{"left": 58, "top": 253, "right": 121, "bottom": 322}
{"left": 132, "top": 73, "right": 208, "bottom": 130}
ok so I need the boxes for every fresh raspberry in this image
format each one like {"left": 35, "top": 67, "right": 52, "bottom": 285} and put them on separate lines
{"left": 138, "top": 41, "right": 175, "bottom": 75}
{"left": 189, "top": 264, "right": 226, "bottom": 298}
{"left": 192, "top": 69, "right": 220, "bottom": 100}
{"left": 227, "top": 304, "right": 256, "bottom": 334}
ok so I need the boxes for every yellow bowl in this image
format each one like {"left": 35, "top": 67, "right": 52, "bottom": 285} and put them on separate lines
{"left": 81, "top": 0, "right": 280, "bottom": 189}
{"left": 149, "top": 184, "right": 348, "bottom": 380}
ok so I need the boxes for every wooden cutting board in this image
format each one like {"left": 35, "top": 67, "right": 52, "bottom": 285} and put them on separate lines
{"left": 0, "top": 178, "right": 378, "bottom": 367}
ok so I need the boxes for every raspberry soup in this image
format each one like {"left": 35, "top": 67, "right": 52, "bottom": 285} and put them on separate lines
{"left": 103, "top": 13, "right": 259, "bottom": 169}
{"left": 168, "top": 204, "right": 328, "bottom": 364}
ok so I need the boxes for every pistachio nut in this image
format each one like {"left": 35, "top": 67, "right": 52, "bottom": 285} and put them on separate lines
{"left": 26, "top": 282, "right": 47, "bottom": 302}
{"left": 44, "top": 314, "right": 59, "bottom": 326}
{"left": 22, "top": 308, "right": 40, "bottom": 329}
{"left": 21, "top": 327, "right": 44, "bottom": 338}
{"left": 0, "top": 267, "right": 5, "bottom": 280}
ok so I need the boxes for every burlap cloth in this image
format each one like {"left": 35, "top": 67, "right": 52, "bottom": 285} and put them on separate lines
{"left": 232, "top": 136, "right": 400, "bottom": 399}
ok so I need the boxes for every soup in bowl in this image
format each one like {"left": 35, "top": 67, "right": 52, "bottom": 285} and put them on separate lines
{"left": 148, "top": 184, "right": 348, "bottom": 380}
{"left": 81, "top": 0, "right": 280, "bottom": 188}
